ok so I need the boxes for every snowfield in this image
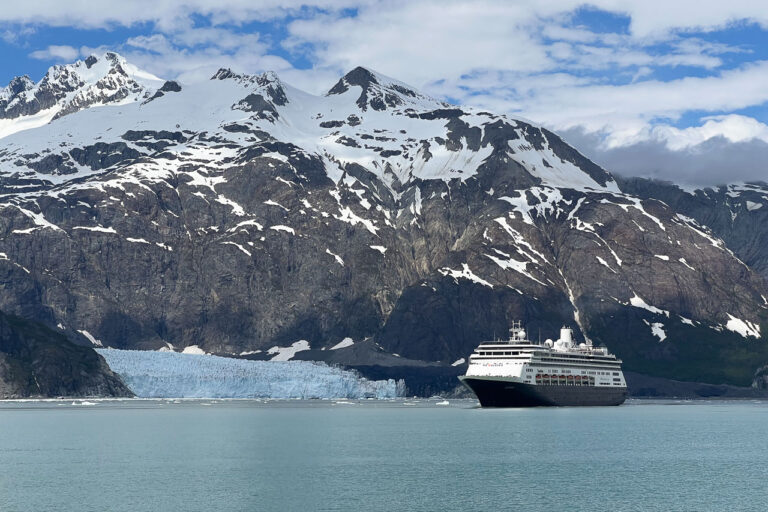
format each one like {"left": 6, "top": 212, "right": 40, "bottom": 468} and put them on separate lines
{"left": 97, "top": 349, "right": 405, "bottom": 399}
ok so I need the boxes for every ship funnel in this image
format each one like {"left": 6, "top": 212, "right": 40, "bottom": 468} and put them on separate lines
{"left": 559, "top": 327, "right": 573, "bottom": 345}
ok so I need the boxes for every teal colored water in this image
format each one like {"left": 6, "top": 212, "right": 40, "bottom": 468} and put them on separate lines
{"left": 0, "top": 399, "right": 766, "bottom": 512}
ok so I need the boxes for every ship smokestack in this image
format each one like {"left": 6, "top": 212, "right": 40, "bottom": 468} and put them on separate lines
{"left": 559, "top": 327, "right": 573, "bottom": 345}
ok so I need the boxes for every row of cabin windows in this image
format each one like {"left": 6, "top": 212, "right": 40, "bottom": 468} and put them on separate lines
{"left": 535, "top": 374, "right": 596, "bottom": 386}
{"left": 527, "top": 368, "right": 621, "bottom": 376}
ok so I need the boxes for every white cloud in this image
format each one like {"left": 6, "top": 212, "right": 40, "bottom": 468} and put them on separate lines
{"left": 286, "top": 1, "right": 557, "bottom": 87}
{"left": 615, "top": 1, "right": 768, "bottom": 39}
{"left": 29, "top": 44, "right": 80, "bottom": 61}
{"left": 651, "top": 115, "right": 768, "bottom": 150}
{"left": 459, "top": 60, "right": 768, "bottom": 148}
{"left": 562, "top": 126, "right": 768, "bottom": 186}
{"left": 0, "top": 1, "right": 363, "bottom": 29}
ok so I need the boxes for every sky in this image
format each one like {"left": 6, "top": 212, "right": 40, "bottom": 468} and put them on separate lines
{"left": 1, "top": 0, "right": 768, "bottom": 186}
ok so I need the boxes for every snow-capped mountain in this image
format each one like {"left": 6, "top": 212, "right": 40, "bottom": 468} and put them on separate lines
{"left": 0, "top": 52, "right": 163, "bottom": 140}
{"left": 1, "top": 53, "right": 766, "bottom": 390}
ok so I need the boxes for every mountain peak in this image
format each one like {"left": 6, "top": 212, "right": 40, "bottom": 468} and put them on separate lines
{"left": 0, "top": 75, "right": 34, "bottom": 102}
{"left": 211, "top": 68, "right": 288, "bottom": 106}
{"left": 328, "top": 66, "right": 380, "bottom": 93}
{"left": 52, "top": 52, "right": 161, "bottom": 85}
{"left": 327, "top": 66, "right": 446, "bottom": 112}
{"left": 0, "top": 51, "right": 163, "bottom": 137}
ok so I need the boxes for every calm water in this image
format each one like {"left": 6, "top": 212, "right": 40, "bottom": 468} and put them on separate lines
{"left": 0, "top": 399, "right": 766, "bottom": 512}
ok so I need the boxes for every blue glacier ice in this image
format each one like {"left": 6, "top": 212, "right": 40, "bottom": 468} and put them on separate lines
{"left": 97, "top": 349, "right": 405, "bottom": 399}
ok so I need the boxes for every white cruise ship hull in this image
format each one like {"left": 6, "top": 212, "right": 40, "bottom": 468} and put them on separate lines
{"left": 460, "top": 376, "right": 627, "bottom": 407}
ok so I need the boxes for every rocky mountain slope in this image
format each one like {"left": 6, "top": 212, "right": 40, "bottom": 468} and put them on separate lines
{"left": 0, "top": 310, "right": 132, "bottom": 398}
{"left": 0, "top": 53, "right": 766, "bottom": 390}
{"left": 618, "top": 178, "right": 768, "bottom": 279}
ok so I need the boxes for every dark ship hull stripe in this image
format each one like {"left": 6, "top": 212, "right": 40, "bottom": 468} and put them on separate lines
{"left": 460, "top": 377, "right": 627, "bottom": 407}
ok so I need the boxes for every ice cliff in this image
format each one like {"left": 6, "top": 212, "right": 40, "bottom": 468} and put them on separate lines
{"left": 97, "top": 349, "right": 404, "bottom": 399}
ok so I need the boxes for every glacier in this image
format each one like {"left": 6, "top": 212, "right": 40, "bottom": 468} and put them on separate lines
{"left": 97, "top": 349, "right": 405, "bottom": 399}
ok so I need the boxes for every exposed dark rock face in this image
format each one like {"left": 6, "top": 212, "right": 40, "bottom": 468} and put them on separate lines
{"left": 0, "top": 311, "right": 132, "bottom": 398}
{"left": 1, "top": 56, "right": 767, "bottom": 395}
{"left": 145, "top": 80, "right": 183, "bottom": 103}
{"left": 618, "top": 177, "right": 768, "bottom": 278}
{"left": 753, "top": 365, "right": 768, "bottom": 389}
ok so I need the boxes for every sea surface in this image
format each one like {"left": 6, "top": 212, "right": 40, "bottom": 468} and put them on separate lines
{"left": 0, "top": 398, "right": 766, "bottom": 512}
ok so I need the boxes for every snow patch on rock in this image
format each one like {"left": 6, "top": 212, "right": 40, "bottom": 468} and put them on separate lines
{"left": 78, "top": 329, "right": 102, "bottom": 347}
{"left": 267, "top": 340, "right": 310, "bottom": 361}
{"left": 181, "top": 345, "right": 207, "bottom": 355}
{"left": 725, "top": 314, "right": 761, "bottom": 338}
{"left": 330, "top": 338, "right": 354, "bottom": 350}
{"left": 439, "top": 263, "right": 493, "bottom": 288}
{"left": 629, "top": 294, "right": 670, "bottom": 317}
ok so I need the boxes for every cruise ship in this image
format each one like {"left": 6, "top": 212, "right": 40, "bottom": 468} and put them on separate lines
{"left": 459, "top": 322, "right": 627, "bottom": 407}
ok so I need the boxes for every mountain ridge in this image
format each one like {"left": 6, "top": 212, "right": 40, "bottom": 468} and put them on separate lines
{"left": 0, "top": 53, "right": 766, "bottom": 390}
